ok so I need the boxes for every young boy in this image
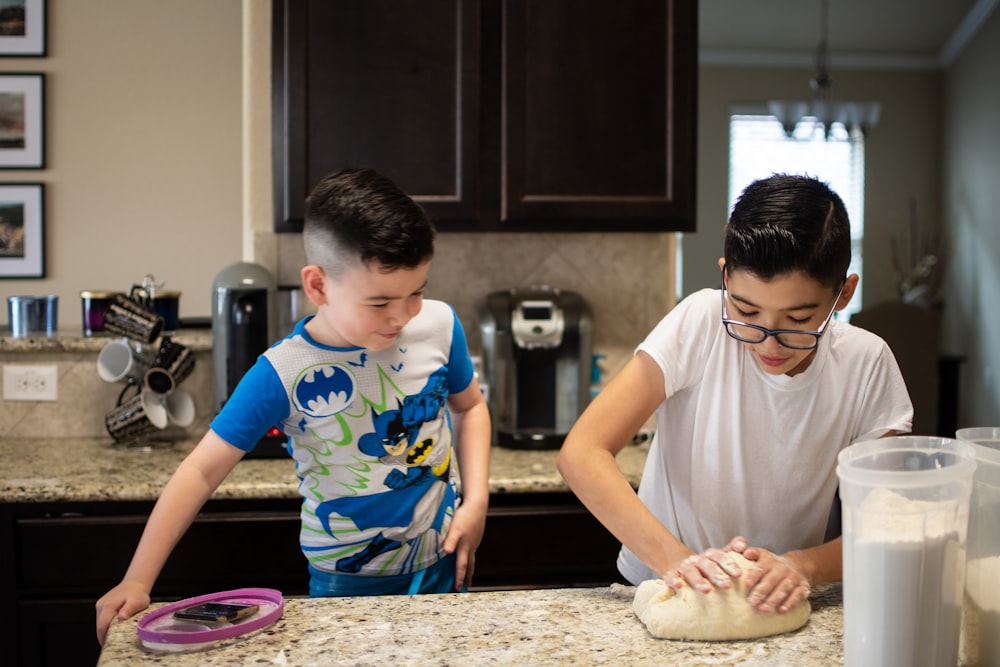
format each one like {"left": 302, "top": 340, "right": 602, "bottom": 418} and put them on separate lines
{"left": 557, "top": 174, "right": 911, "bottom": 616}
{"left": 96, "top": 167, "right": 491, "bottom": 644}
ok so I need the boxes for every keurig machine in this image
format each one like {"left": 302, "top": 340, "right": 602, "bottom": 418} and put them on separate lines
{"left": 211, "top": 262, "right": 285, "bottom": 458}
{"left": 480, "top": 286, "right": 593, "bottom": 449}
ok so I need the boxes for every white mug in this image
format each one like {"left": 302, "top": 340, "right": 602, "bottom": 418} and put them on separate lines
{"left": 97, "top": 339, "right": 150, "bottom": 384}
{"left": 105, "top": 386, "right": 169, "bottom": 442}
{"left": 163, "top": 388, "right": 195, "bottom": 427}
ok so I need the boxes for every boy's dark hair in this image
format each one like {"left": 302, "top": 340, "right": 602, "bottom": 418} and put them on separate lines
{"left": 724, "top": 174, "right": 851, "bottom": 289}
{"left": 303, "top": 167, "right": 435, "bottom": 275}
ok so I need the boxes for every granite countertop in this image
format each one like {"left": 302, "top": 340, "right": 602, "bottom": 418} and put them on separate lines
{"left": 0, "top": 329, "right": 213, "bottom": 353}
{"left": 0, "top": 436, "right": 649, "bottom": 503}
{"left": 98, "top": 584, "right": 845, "bottom": 666}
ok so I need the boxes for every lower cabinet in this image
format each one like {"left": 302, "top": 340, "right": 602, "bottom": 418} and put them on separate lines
{"left": 2, "top": 492, "right": 621, "bottom": 666}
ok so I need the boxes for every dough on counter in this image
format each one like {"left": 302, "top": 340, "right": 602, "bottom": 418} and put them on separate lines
{"left": 632, "top": 552, "right": 811, "bottom": 641}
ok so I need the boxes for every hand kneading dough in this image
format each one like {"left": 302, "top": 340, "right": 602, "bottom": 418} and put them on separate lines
{"left": 632, "top": 552, "right": 811, "bottom": 641}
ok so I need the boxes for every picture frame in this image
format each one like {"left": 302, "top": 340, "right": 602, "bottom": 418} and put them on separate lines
{"left": 0, "top": 73, "right": 44, "bottom": 168}
{"left": 0, "top": 182, "right": 44, "bottom": 278}
{"left": 0, "top": 0, "right": 46, "bottom": 57}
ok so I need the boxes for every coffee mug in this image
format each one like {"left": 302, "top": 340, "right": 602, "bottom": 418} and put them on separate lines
{"left": 150, "top": 338, "right": 195, "bottom": 387}
{"left": 142, "top": 367, "right": 175, "bottom": 396}
{"left": 164, "top": 388, "right": 196, "bottom": 427}
{"left": 97, "top": 339, "right": 150, "bottom": 384}
{"left": 105, "top": 385, "right": 169, "bottom": 442}
{"left": 102, "top": 294, "right": 164, "bottom": 344}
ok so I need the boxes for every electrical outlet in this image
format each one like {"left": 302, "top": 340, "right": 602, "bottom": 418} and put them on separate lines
{"left": 3, "top": 365, "right": 59, "bottom": 401}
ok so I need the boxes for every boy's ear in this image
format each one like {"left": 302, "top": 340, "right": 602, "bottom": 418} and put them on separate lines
{"left": 300, "top": 265, "right": 329, "bottom": 306}
{"left": 837, "top": 274, "right": 861, "bottom": 310}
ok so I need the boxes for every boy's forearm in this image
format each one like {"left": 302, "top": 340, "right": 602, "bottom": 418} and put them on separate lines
{"left": 784, "top": 537, "right": 843, "bottom": 585}
{"left": 558, "top": 443, "right": 688, "bottom": 576}
{"left": 120, "top": 460, "right": 219, "bottom": 590}
{"left": 454, "top": 400, "right": 491, "bottom": 507}
{"left": 120, "top": 434, "right": 243, "bottom": 591}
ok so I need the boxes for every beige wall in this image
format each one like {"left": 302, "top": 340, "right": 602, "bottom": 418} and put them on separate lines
{"left": 0, "top": 0, "right": 244, "bottom": 329}
{"left": 943, "top": 8, "right": 1000, "bottom": 427}
{"left": 684, "top": 66, "right": 943, "bottom": 308}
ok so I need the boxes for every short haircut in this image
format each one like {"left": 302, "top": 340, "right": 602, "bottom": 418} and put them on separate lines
{"left": 302, "top": 167, "right": 435, "bottom": 278}
{"left": 724, "top": 174, "right": 851, "bottom": 289}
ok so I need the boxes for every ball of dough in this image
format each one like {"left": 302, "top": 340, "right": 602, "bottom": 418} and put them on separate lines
{"left": 632, "top": 552, "right": 811, "bottom": 641}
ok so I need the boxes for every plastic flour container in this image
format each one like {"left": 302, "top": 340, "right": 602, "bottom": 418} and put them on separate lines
{"left": 837, "top": 436, "right": 976, "bottom": 667}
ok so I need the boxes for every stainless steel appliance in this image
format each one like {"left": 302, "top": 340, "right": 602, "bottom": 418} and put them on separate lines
{"left": 211, "top": 262, "right": 286, "bottom": 458}
{"left": 480, "top": 286, "right": 593, "bottom": 449}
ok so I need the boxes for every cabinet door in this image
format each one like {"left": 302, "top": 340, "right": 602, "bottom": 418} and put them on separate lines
{"left": 273, "top": 0, "right": 482, "bottom": 232}
{"left": 474, "top": 493, "right": 623, "bottom": 588}
{"left": 501, "top": 0, "right": 696, "bottom": 231}
{"left": 17, "top": 600, "right": 99, "bottom": 667}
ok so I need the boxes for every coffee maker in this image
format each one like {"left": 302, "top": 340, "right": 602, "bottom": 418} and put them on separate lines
{"left": 480, "top": 286, "right": 593, "bottom": 449}
{"left": 211, "top": 262, "right": 285, "bottom": 458}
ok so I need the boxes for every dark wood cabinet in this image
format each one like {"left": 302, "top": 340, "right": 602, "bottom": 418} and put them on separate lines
{"left": 273, "top": 0, "right": 696, "bottom": 233}
{"left": 1, "top": 499, "right": 307, "bottom": 667}
{"left": 2, "top": 493, "right": 620, "bottom": 666}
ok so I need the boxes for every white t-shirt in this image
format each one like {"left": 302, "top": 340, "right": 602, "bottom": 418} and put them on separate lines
{"left": 618, "top": 288, "right": 913, "bottom": 584}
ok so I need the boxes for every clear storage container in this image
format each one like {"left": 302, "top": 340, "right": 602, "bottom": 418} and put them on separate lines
{"left": 837, "top": 436, "right": 977, "bottom": 667}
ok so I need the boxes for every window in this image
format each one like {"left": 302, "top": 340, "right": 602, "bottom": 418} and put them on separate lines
{"left": 728, "top": 110, "right": 866, "bottom": 320}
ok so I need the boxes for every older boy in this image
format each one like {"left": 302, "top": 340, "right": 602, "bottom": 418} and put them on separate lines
{"left": 96, "top": 168, "right": 491, "bottom": 644}
{"left": 558, "top": 174, "right": 911, "bottom": 616}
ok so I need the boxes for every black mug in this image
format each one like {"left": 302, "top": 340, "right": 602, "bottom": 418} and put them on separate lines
{"left": 150, "top": 338, "right": 195, "bottom": 387}
{"left": 105, "top": 382, "right": 168, "bottom": 443}
{"left": 102, "top": 294, "right": 164, "bottom": 344}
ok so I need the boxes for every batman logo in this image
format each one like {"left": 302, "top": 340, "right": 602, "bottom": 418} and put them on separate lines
{"left": 292, "top": 364, "right": 357, "bottom": 417}
{"left": 405, "top": 438, "right": 434, "bottom": 465}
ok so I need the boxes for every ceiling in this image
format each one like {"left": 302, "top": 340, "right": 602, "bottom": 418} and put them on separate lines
{"left": 699, "top": 0, "right": 996, "bottom": 69}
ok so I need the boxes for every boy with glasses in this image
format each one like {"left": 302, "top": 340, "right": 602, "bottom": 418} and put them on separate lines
{"left": 557, "top": 174, "right": 911, "bottom": 616}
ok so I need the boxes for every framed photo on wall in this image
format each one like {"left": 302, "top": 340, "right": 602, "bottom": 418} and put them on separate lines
{"left": 0, "top": 0, "right": 46, "bottom": 57}
{"left": 0, "top": 182, "right": 44, "bottom": 278}
{"left": 0, "top": 73, "right": 44, "bottom": 169}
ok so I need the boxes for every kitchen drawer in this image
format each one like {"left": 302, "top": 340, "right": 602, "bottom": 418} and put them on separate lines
{"left": 474, "top": 492, "right": 623, "bottom": 588}
{"left": 14, "top": 507, "right": 308, "bottom": 595}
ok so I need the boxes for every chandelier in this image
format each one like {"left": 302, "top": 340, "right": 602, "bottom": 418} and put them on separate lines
{"left": 768, "top": 0, "right": 881, "bottom": 140}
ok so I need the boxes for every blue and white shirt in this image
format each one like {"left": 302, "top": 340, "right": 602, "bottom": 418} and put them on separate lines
{"left": 211, "top": 299, "right": 474, "bottom": 576}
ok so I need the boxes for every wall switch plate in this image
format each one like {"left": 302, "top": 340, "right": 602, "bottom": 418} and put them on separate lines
{"left": 3, "top": 365, "right": 59, "bottom": 401}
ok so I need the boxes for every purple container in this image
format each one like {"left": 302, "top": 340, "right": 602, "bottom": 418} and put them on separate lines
{"left": 80, "top": 291, "right": 123, "bottom": 336}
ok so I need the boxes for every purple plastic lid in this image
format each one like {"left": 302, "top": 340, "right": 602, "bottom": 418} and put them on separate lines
{"left": 136, "top": 587, "right": 284, "bottom": 649}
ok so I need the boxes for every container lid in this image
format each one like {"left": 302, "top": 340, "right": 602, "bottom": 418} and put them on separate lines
{"left": 133, "top": 289, "right": 182, "bottom": 299}
{"left": 956, "top": 428, "right": 1000, "bottom": 467}
{"left": 136, "top": 587, "right": 283, "bottom": 653}
{"left": 80, "top": 291, "right": 123, "bottom": 298}
{"left": 836, "top": 436, "right": 977, "bottom": 488}
{"left": 7, "top": 294, "right": 57, "bottom": 302}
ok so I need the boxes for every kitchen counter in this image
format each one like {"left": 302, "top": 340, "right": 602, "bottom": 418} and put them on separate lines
{"left": 0, "top": 437, "right": 650, "bottom": 503}
{"left": 98, "top": 584, "right": 846, "bottom": 666}
{"left": 0, "top": 329, "right": 213, "bottom": 353}
{"left": 3, "top": 437, "right": 649, "bottom": 666}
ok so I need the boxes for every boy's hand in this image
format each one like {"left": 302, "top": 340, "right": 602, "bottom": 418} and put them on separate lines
{"left": 442, "top": 498, "right": 487, "bottom": 591}
{"left": 735, "top": 546, "right": 812, "bottom": 614}
{"left": 95, "top": 580, "right": 151, "bottom": 645}
{"left": 662, "top": 535, "right": 810, "bottom": 614}
{"left": 664, "top": 547, "right": 744, "bottom": 594}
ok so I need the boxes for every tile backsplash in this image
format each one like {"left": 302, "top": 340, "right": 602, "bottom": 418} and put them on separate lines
{"left": 0, "top": 342, "right": 214, "bottom": 441}
{"left": 279, "top": 231, "right": 678, "bottom": 354}
{"left": 3, "top": 232, "right": 676, "bottom": 440}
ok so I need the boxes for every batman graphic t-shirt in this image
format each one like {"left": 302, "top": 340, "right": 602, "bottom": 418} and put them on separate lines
{"left": 211, "top": 299, "right": 474, "bottom": 577}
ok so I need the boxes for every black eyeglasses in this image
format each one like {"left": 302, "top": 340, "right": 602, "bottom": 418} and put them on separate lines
{"left": 720, "top": 268, "right": 845, "bottom": 350}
